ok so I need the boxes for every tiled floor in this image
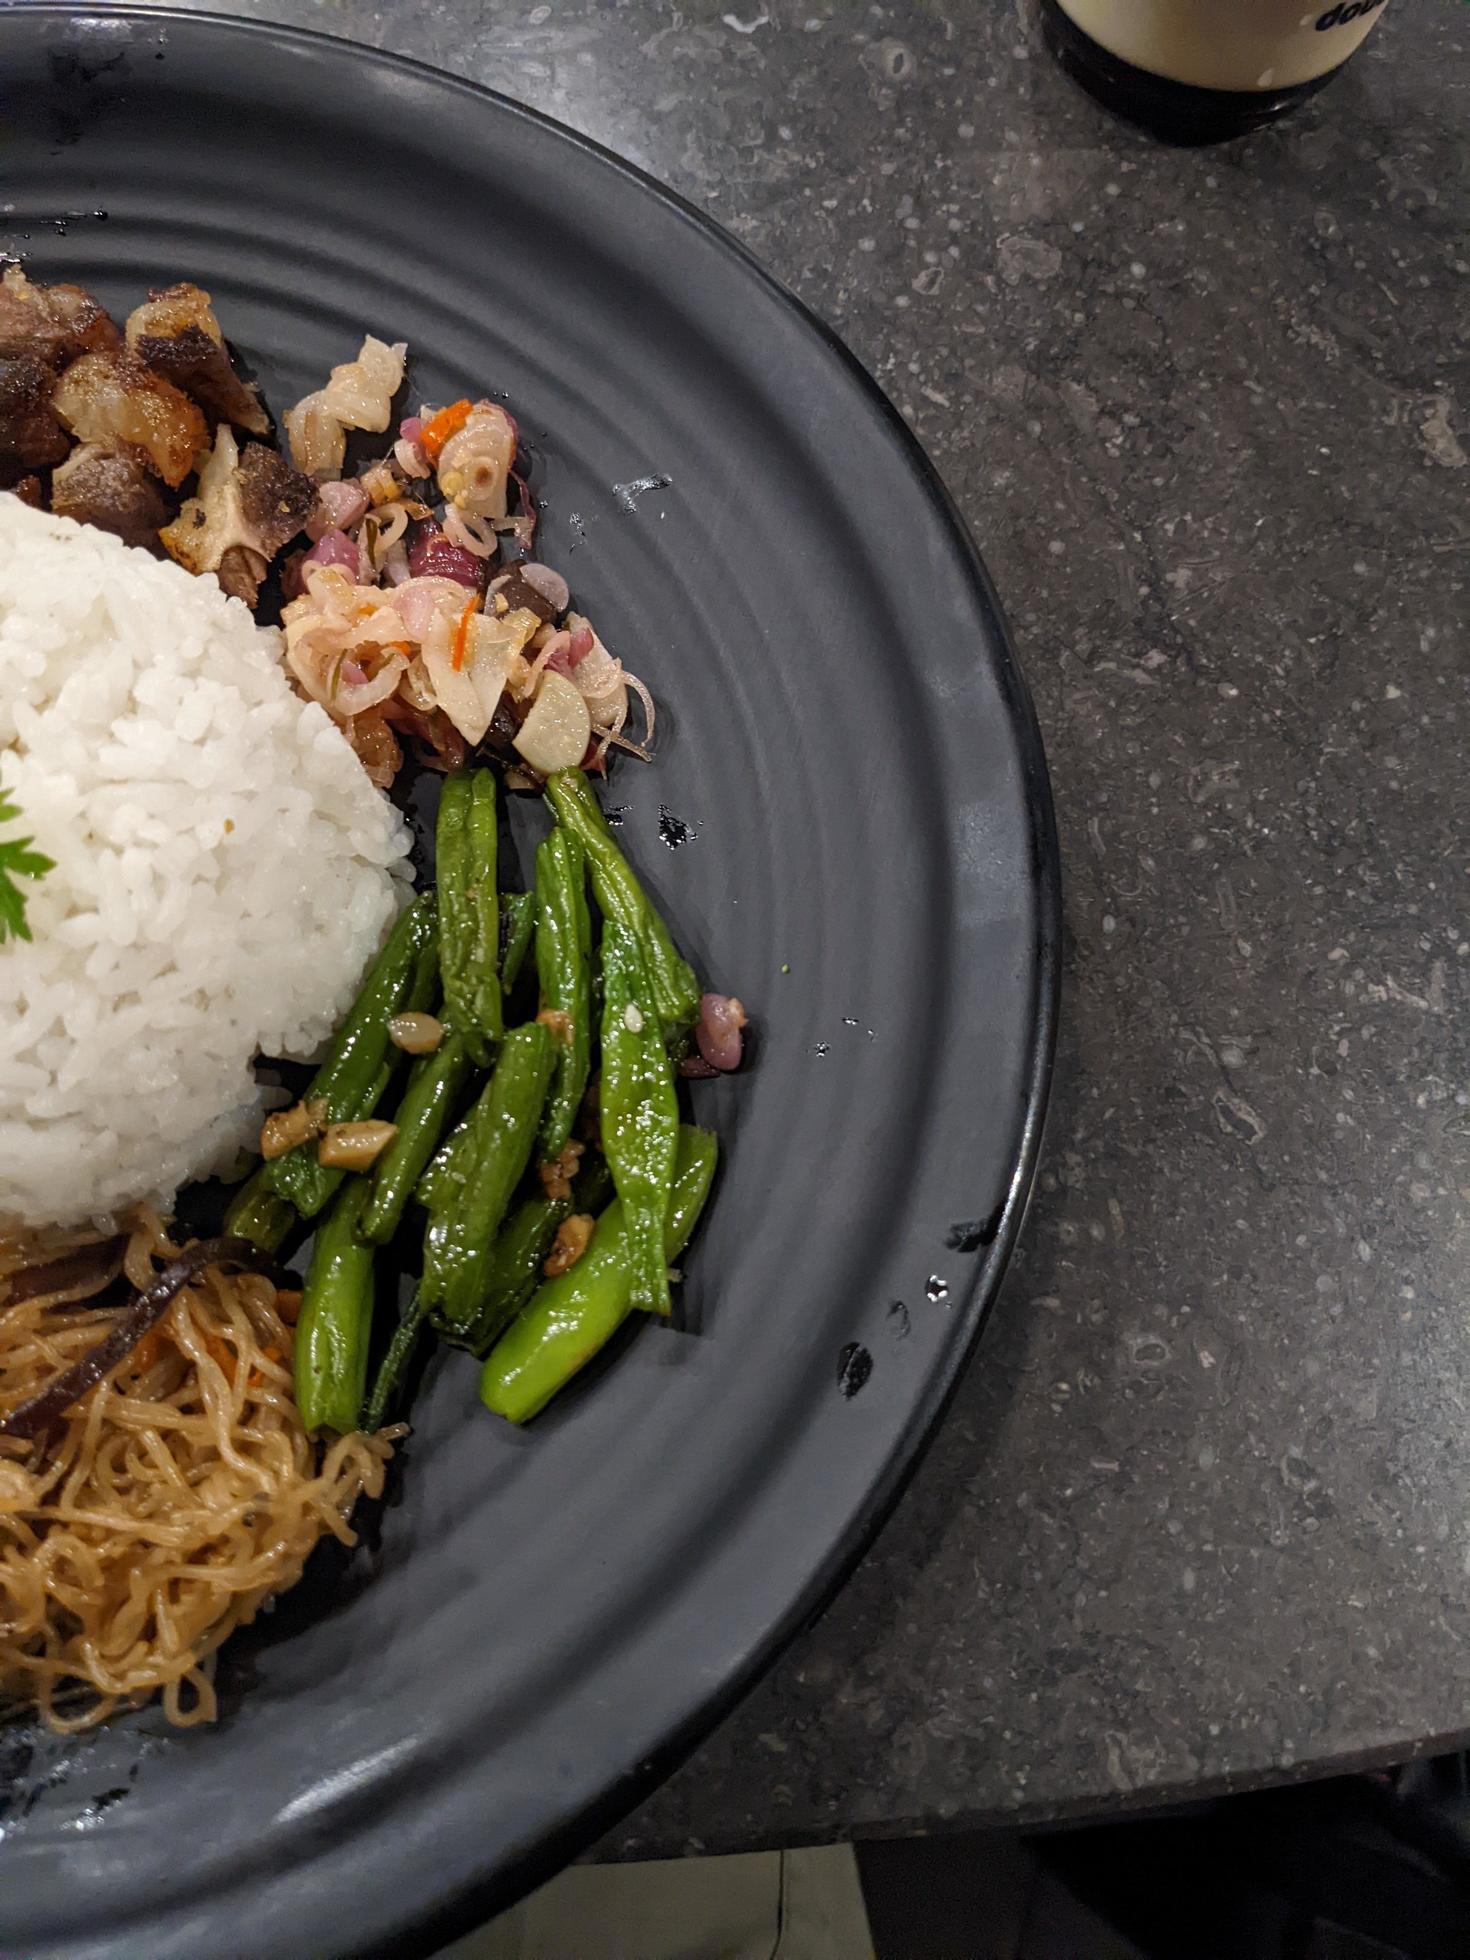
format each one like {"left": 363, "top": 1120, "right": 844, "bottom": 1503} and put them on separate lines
{"left": 436, "top": 1832, "right": 1133, "bottom": 1959}
{"left": 441, "top": 1845, "right": 876, "bottom": 1960}
{"left": 438, "top": 1771, "right": 1470, "bottom": 1959}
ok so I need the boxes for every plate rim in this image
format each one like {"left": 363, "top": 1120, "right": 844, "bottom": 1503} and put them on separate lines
{"left": 5, "top": 6, "right": 1062, "bottom": 1948}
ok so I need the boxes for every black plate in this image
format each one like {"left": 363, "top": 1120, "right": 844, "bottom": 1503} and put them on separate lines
{"left": 0, "top": 10, "right": 1059, "bottom": 1955}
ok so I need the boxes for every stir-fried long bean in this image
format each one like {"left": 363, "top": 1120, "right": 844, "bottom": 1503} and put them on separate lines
{"left": 437, "top": 770, "right": 502, "bottom": 1064}
{"left": 499, "top": 889, "right": 536, "bottom": 995}
{"left": 480, "top": 1126, "right": 718, "bottom": 1423}
{"left": 294, "top": 1177, "right": 376, "bottom": 1434}
{"left": 360, "top": 1032, "right": 474, "bottom": 1245}
{"left": 545, "top": 769, "right": 700, "bottom": 1039}
{"left": 598, "top": 920, "right": 679, "bottom": 1317}
{"left": 263, "top": 893, "right": 437, "bottom": 1219}
{"left": 223, "top": 755, "right": 735, "bottom": 1446}
{"left": 223, "top": 1165, "right": 296, "bottom": 1253}
{"left": 534, "top": 828, "right": 591, "bottom": 1161}
{"left": 420, "top": 1021, "right": 555, "bottom": 1335}
{"left": 460, "top": 1153, "right": 614, "bottom": 1357}
{"left": 362, "top": 1291, "right": 431, "bottom": 1433}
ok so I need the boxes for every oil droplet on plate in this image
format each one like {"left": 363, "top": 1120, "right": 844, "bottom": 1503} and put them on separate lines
{"left": 837, "top": 1342, "right": 873, "bottom": 1397}
{"left": 613, "top": 471, "right": 672, "bottom": 512}
{"left": 658, "top": 805, "right": 697, "bottom": 849}
{"left": 925, "top": 1275, "right": 949, "bottom": 1303}
{"left": 605, "top": 804, "right": 629, "bottom": 829}
{"left": 812, "top": 1043, "right": 830, "bottom": 1056}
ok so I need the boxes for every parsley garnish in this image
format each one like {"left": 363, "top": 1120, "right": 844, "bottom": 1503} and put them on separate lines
{"left": 0, "top": 777, "right": 53, "bottom": 946}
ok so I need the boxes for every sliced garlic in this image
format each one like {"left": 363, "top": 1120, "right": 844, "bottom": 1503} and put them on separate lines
{"left": 513, "top": 669, "right": 592, "bottom": 775}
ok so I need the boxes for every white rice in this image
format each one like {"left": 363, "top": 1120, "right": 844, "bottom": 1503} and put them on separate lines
{"left": 0, "top": 496, "right": 411, "bottom": 1229}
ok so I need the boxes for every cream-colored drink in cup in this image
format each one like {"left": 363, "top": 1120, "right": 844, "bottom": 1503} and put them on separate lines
{"left": 1042, "top": 0, "right": 1391, "bottom": 142}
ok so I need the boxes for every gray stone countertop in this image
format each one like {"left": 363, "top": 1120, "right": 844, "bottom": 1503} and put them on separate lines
{"left": 180, "top": 0, "right": 1470, "bottom": 1854}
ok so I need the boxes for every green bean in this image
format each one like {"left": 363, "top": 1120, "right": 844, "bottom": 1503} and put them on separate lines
{"left": 598, "top": 919, "right": 679, "bottom": 1317}
{"left": 223, "top": 1166, "right": 296, "bottom": 1254}
{"left": 294, "top": 1178, "right": 376, "bottom": 1435}
{"left": 545, "top": 769, "right": 700, "bottom": 1039}
{"left": 415, "top": 1113, "right": 463, "bottom": 1216}
{"left": 420, "top": 1020, "right": 556, "bottom": 1334}
{"left": 452, "top": 1190, "right": 568, "bottom": 1355}
{"left": 534, "top": 828, "right": 592, "bottom": 1160}
{"left": 437, "top": 771, "right": 502, "bottom": 1065}
{"left": 459, "top": 1152, "right": 615, "bottom": 1356}
{"left": 360, "top": 1031, "right": 474, "bottom": 1246}
{"left": 499, "top": 889, "right": 536, "bottom": 994}
{"left": 361, "top": 1291, "right": 430, "bottom": 1432}
{"left": 480, "top": 1126, "right": 718, "bottom": 1424}
{"left": 264, "top": 894, "right": 437, "bottom": 1219}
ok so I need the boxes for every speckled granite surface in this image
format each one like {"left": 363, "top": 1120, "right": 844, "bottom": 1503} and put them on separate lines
{"left": 165, "top": 0, "right": 1468, "bottom": 1852}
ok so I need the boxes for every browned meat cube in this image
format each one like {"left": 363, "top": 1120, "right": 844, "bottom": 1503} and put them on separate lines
{"left": 126, "top": 284, "right": 271, "bottom": 437}
{"left": 53, "top": 351, "right": 207, "bottom": 488}
{"left": 0, "top": 355, "right": 70, "bottom": 483}
{"left": 160, "top": 426, "right": 314, "bottom": 605}
{"left": 0, "top": 266, "right": 119, "bottom": 367}
{"left": 51, "top": 443, "right": 172, "bottom": 548}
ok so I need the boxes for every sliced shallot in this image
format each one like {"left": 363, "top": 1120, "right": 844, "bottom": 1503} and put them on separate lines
{"left": 408, "top": 520, "right": 482, "bottom": 588}
{"left": 364, "top": 501, "right": 410, "bottom": 567}
{"left": 299, "top": 527, "right": 361, "bottom": 577}
{"left": 389, "top": 574, "right": 471, "bottom": 644}
{"left": 308, "top": 479, "right": 370, "bottom": 537}
{"left": 622, "top": 670, "right": 658, "bottom": 753}
{"left": 361, "top": 459, "right": 399, "bottom": 506}
{"left": 419, "top": 605, "right": 536, "bottom": 744}
{"left": 694, "top": 993, "right": 747, "bottom": 1072}
{"left": 393, "top": 415, "right": 429, "bottom": 477}
{"left": 443, "top": 506, "right": 500, "bottom": 558}
{"left": 519, "top": 561, "right": 570, "bottom": 614}
{"left": 527, "top": 629, "right": 572, "bottom": 689}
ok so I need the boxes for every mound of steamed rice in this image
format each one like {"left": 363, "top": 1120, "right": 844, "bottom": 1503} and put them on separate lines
{"left": 0, "top": 496, "right": 411, "bottom": 1229}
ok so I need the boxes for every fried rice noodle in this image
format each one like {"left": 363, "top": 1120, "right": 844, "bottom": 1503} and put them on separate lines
{"left": 0, "top": 1213, "right": 394, "bottom": 1733}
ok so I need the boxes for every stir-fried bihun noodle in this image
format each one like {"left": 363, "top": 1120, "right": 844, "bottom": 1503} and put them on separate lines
{"left": 0, "top": 1215, "right": 394, "bottom": 1732}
